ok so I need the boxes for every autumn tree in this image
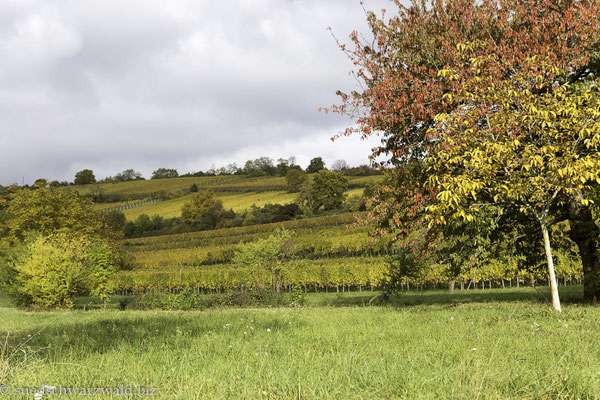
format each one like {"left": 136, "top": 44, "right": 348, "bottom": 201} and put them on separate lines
{"left": 427, "top": 57, "right": 600, "bottom": 311}
{"left": 328, "top": 0, "right": 600, "bottom": 304}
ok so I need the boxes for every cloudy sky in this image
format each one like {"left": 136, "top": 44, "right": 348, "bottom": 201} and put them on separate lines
{"left": 0, "top": 0, "right": 394, "bottom": 185}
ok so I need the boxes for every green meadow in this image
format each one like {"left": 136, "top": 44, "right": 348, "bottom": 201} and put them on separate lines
{"left": 2, "top": 287, "right": 599, "bottom": 399}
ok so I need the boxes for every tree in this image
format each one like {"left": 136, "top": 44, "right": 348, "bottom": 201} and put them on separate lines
{"left": 2, "top": 233, "right": 117, "bottom": 308}
{"left": 331, "top": 159, "right": 349, "bottom": 171}
{"left": 189, "top": 183, "right": 199, "bottom": 193}
{"left": 275, "top": 157, "right": 300, "bottom": 176}
{"left": 426, "top": 62, "right": 600, "bottom": 311}
{"left": 181, "top": 190, "right": 234, "bottom": 229}
{"left": 114, "top": 169, "right": 144, "bottom": 182}
{"left": 33, "top": 179, "right": 48, "bottom": 189}
{"left": 297, "top": 170, "right": 348, "bottom": 214}
{"left": 329, "top": 0, "right": 600, "bottom": 304}
{"left": 74, "top": 169, "right": 96, "bottom": 185}
{"left": 233, "top": 229, "right": 292, "bottom": 293}
{"left": 1, "top": 187, "right": 116, "bottom": 243}
{"left": 306, "top": 157, "right": 326, "bottom": 173}
{"left": 286, "top": 169, "right": 308, "bottom": 193}
{"left": 151, "top": 168, "right": 178, "bottom": 179}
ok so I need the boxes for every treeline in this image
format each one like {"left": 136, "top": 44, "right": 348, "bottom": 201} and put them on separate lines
{"left": 6, "top": 155, "right": 381, "bottom": 189}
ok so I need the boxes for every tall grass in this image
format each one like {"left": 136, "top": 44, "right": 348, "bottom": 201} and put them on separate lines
{"left": 1, "top": 287, "right": 599, "bottom": 399}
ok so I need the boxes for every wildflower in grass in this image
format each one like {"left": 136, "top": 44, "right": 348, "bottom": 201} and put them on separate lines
{"left": 472, "top": 348, "right": 477, "bottom": 351}
{"left": 450, "top": 317, "right": 454, "bottom": 321}
{"left": 265, "top": 352, "right": 268, "bottom": 356}
{"left": 266, "top": 328, "right": 271, "bottom": 332}
{"left": 244, "top": 331, "right": 247, "bottom": 335}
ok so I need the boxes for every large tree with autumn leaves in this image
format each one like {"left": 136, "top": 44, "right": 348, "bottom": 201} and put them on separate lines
{"left": 329, "top": 0, "right": 600, "bottom": 309}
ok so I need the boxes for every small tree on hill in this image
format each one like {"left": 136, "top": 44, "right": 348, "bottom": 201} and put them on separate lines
{"left": 114, "top": 169, "right": 144, "bottom": 182}
{"left": 306, "top": 157, "right": 326, "bottom": 173}
{"left": 74, "top": 169, "right": 96, "bottom": 185}
{"left": 233, "top": 229, "right": 292, "bottom": 293}
{"left": 331, "top": 159, "right": 349, "bottom": 171}
{"left": 152, "top": 168, "right": 179, "bottom": 179}
{"left": 298, "top": 170, "right": 348, "bottom": 214}
{"left": 181, "top": 190, "right": 234, "bottom": 229}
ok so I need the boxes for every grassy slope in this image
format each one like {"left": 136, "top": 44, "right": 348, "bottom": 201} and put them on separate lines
{"left": 74, "top": 175, "right": 382, "bottom": 198}
{"left": 2, "top": 287, "right": 599, "bottom": 399}
{"left": 123, "top": 191, "right": 297, "bottom": 220}
{"left": 122, "top": 188, "right": 363, "bottom": 220}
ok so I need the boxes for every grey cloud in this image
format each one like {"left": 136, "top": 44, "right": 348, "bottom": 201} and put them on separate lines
{"left": 0, "top": 0, "right": 394, "bottom": 185}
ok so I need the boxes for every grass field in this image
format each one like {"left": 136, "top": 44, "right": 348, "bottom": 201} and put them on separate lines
{"left": 2, "top": 287, "right": 599, "bottom": 399}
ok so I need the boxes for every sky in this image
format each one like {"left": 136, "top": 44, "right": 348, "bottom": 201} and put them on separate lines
{"left": 0, "top": 0, "right": 395, "bottom": 185}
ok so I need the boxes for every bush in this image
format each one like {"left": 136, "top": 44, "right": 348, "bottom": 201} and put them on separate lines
{"left": 3, "top": 234, "right": 118, "bottom": 309}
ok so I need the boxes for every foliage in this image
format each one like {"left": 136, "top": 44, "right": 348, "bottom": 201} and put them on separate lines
{"left": 1, "top": 188, "right": 116, "bottom": 243}
{"left": 151, "top": 168, "right": 179, "bottom": 180}
{"left": 181, "top": 190, "right": 235, "bottom": 229}
{"left": 237, "top": 203, "right": 301, "bottom": 226}
{"left": 298, "top": 170, "right": 348, "bottom": 214}
{"left": 285, "top": 169, "right": 307, "bottom": 193}
{"left": 2, "top": 233, "right": 119, "bottom": 308}
{"left": 74, "top": 169, "right": 96, "bottom": 185}
{"left": 328, "top": 0, "right": 600, "bottom": 303}
{"left": 110, "top": 169, "right": 144, "bottom": 182}
{"left": 331, "top": 159, "right": 349, "bottom": 171}
{"left": 306, "top": 157, "right": 326, "bottom": 173}
{"left": 275, "top": 157, "right": 301, "bottom": 176}
{"left": 233, "top": 229, "right": 292, "bottom": 292}
{"left": 344, "top": 194, "right": 366, "bottom": 212}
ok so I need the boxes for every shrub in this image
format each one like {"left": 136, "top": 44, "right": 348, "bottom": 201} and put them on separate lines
{"left": 4, "top": 234, "right": 118, "bottom": 309}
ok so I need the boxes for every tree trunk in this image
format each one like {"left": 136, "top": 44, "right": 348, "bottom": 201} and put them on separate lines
{"left": 274, "top": 271, "right": 280, "bottom": 293}
{"left": 541, "top": 222, "right": 561, "bottom": 312}
{"left": 568, "top": 200, "right": 600, "bottom": 302}
{"left": 448, "top": 279, "right": 455, "bottom": 293}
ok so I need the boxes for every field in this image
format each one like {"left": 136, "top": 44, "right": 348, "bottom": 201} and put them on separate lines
{"left": 7, "top": 174, "right": 591, "bottom": 399}
{"left": 1, "top": 287, "right": 599, "bottom": 399}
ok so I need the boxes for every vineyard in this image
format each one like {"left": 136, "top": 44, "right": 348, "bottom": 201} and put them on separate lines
{"left": 112, "top": 211, "right": 584, "bottom": 293}
{"left": 73, "top": 174, "right": 382, "bottom": 199}
{"left": 65, "top": 172, "right": 588, "bottom": 294}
